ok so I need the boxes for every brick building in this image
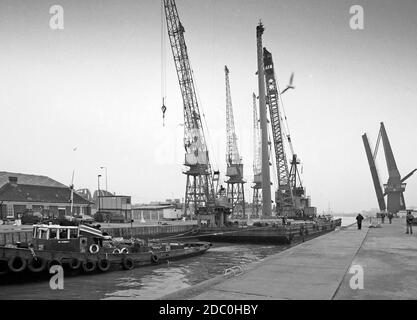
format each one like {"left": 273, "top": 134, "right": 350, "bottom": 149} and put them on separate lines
{"left": 0, "top": 172, "right": 93, "bottom": 219}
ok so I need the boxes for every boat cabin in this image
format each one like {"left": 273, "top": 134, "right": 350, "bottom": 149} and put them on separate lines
{"left": 32, "top": 224, "right": 104, "bottom": 253}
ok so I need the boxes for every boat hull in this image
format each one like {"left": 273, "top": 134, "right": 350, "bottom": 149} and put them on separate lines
{"left": 197, "top": 220, "right": 341, "bottom": 244}
{"left": 0, "top": 241, "right": 211, "bottom": 281}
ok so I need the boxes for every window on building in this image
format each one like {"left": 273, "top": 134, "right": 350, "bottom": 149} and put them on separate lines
{"left": 7, "top": 205, "right": 13, "bottom": 218}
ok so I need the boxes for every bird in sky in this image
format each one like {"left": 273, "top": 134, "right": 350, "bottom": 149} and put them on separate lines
{"left": 280, "top": 72, "right": 295, "bottom": 95}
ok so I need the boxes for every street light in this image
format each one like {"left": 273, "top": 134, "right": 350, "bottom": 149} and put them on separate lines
{"left": 100, "top": 166, "right": 108, "bottom": 192}
{"left": 97, "top": 174, "right": 102, "bottom": 212}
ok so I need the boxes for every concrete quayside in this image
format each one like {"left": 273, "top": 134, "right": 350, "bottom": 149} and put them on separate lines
{"left": 161, "top": 218, "right": 417, "bottom": 300}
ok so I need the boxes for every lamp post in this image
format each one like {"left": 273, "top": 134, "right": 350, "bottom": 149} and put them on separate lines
{"left": 100, "top": 166, "right": 108, "bottom": 192}
{"left": 97, "top": 174, "right": 102, "bottom": 212}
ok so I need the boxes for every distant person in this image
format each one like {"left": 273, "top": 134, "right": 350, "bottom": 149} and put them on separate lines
{"left": 388, "top": 212, "right": 393, "bottom": 224}
{"left": 406, "top": 211, "right": 414, "bottom": 234}
{"left": 356, "top": 213, "right": 364, "bottom": 230}
{"left": 381, "top": 212, "right": 386, "bottom": 224}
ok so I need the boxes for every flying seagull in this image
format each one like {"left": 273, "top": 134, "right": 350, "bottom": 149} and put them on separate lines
{"left": 280, "top": 72, "right": 295, "bottom": 95}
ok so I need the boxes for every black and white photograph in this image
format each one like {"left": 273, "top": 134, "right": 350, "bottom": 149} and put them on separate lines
{"left": 0, "top": 0, "right": 416, "bottom": 309}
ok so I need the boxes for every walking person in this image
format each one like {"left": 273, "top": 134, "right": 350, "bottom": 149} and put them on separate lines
{"left": 381, "top": 212, "right": 385, "bottom": 224}
{"left": 356, "top": 213, "right": 364, "bottom": 230}
{"left": 406, "top": 211, "right": 414, "bottom": 234}
{"left": 388, "top": 212, "right": 393, "bottom": 224}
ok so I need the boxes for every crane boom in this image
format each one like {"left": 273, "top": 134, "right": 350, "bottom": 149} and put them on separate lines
{"left": 380, "top": 122, "right": 406, "bottom": 212}
{"left": 224, "top": 66, "right": 245, "bottom": 216}
{"left": 263, "top": 48, "right": 294, "bottom": 215}
{"left": 252, "top": 92, "right": 262, "bottom": 217}
{"left": 362, "top": 133, "right": 386, "bottom": 211}
{"left": 225, "top": 66, "right": 241, "bottom": 167}
{"left": 253, "top": 93, "right": 261, "bottom": 178}
{"left": 163, "top": 0, "right": 215, "bottom": 214}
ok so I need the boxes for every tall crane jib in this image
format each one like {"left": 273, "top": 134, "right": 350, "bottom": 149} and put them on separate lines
{"left": 262, "top": 48, "right": 295, "bottom": 216}
{"left": 224, "top": 66, "right": 245, "bottom": 217}
{"left": 362, "top": 133, "right": 386, "bottom": 212}
{"left": 363, "top": 122, "right": 416, "bottom": 215}
{"left": 163, "top": 0, "right": 230, "bottom": 225}
{"left": 163, "top": 0, "right": 212, "bottom": 213}
{"left": 252, "top": 93, "right": 262, "bottom": 217}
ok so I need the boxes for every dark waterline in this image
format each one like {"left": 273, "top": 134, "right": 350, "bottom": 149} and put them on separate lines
{"left": 0, "top": 217, "right": 350, "bottom": 299}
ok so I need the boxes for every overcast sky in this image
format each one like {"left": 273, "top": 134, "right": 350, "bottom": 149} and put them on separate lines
{"left": 0, "top": 0, "right": 416, "bottom": 213}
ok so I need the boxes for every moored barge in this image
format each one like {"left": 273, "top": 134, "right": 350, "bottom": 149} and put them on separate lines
{"left": 196, "top": 217, "right": 342, "bottom": 244}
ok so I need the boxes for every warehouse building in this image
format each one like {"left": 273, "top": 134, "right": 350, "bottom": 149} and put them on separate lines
{"left": 0, "top": 172, "right": 93, "bottom": 219}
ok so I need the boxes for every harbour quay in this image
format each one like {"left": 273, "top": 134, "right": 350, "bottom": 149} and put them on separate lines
{"left": 162, "top": 218, "right": 417, "bottom": 300}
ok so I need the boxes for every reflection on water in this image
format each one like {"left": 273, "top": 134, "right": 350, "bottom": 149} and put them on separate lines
{"left": 0, "top": 243, "right": 289, "bottom": 300}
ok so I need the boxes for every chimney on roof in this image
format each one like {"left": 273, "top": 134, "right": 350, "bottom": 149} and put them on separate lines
{"left": 8, "top": 176, "right": 18, "bottom": 186}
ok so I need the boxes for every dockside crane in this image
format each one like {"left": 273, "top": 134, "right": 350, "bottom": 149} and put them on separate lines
{"left": 224, "top": 66, "right": 246, "bottom": 217}
{"left": 262, "top": 48, "right": 295, "bottom": 216}
{"left": 162, "top": 0, "right": 229, "bottom": 224}
{"left": 256, "top": 23, "right": 272, "bottom": 217}
{"left": 362, "top": 133, "right": 386, "bottom": 212}
{"left": 252, "top": 93, "right": 262, "bottom": 217}
{"left": 363, "top": 122, "right": 416, "bottom": 215}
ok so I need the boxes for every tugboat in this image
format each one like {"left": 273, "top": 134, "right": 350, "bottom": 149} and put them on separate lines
{"left": 0, "top": 223, "right": 211, "bottom": 278}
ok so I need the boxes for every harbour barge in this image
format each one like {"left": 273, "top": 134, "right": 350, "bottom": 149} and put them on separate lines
{"left": 196, "top": 217, "right": 342, "bottom": 244}
{"left": 0, "top": 223, "right": 211, "bottom": 279}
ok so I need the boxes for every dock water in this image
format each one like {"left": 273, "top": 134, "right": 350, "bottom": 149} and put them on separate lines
{"left": 162, "top": 218, "right": 417, "bottom": 300}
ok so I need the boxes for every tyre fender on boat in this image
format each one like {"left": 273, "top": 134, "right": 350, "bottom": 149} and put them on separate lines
{"left": 68, "top": 258, "right": 82, "bottom": 270}
{"left": 8, "top": 256, "right": 27, "bottom": 273}
{"left": 47, "top": 259, "right": 62, "bottom": 272}
{"left": 97, "top": 258, "right": 111, "bottom": 272}
{"left": 120, "top": 247, "right": 129, "bottom": 254}
{"left": 151, "top": 253, "right": 159, "bottom": 264}
{"left": 0, "top": 258, "right": 9, "bottom": 275}
{"left": 82, "top": 260, "right": 96, "bottom": 273}
{"left": 27, "top": 257, "right": 47, "bottom": 273}
{"left": 112, "top": 248, "right": 121, "bottom": 254}
{"left": 89, "top": 244, "right": 100, "bottom": 254}
{"left": 122, "top": 257, "right": 135, "bottom": 270}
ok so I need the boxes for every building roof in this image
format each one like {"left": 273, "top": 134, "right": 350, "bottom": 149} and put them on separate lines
{"left": 0, "top": 183, "right": 92, "bottom": 205}
{"left": 0, "top": 171, "right": 67, "bottom": 189}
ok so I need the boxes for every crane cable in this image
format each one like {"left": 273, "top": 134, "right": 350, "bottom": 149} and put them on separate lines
{"left": 161, "top": 0, "right": 167, "bottom": 126}
{"left": 275, "top": 75, "right": 304, "bottom": 187}
{"left": 189, "top": 58, "right": 220, "bottom": 176}
{"left": 373, "top": 129, "right": 382, "bottom": 161}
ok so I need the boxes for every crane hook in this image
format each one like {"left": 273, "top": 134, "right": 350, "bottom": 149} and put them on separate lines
{"left": 161, "top": 98, "right": 167, "bottom": 127}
